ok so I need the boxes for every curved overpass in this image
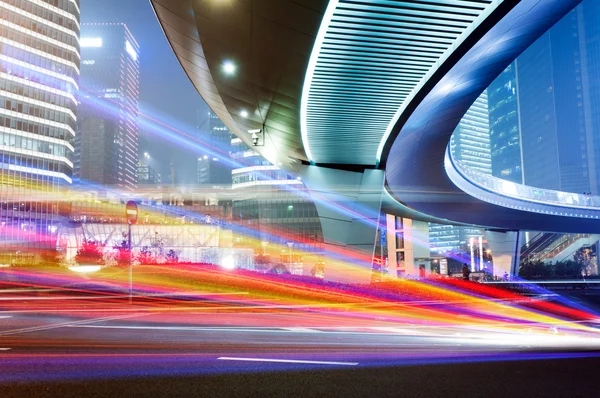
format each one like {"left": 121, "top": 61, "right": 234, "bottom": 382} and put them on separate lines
{"left": 151, "top": 0, "right": 594, "bottom": 236}
{"left": 150, "top": 0, "right": 515, "bottom": 170}
{"left": 382, "top": 0, "right": 600, "bottom": 233}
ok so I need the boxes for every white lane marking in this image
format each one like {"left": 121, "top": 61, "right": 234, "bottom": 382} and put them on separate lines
{"left": 0, "top": 348, "right": 11, "bottom": 351}
{"left": 218, "top": 357, "right": 358, "bottom": 366}
{"left": 0, "top": 313, "right": 148, "bottom": 336}
{"left": 283, "top": 327, "right": 323, "bottom": 333}
{"left": 0, "top": 316, "right": 12, "bottom": 319}
{"left": 369, "top": 327, "right": 429, "bottom": 335}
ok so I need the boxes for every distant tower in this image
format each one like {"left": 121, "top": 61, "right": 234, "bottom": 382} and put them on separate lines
{"left": 75, "top": 23, "right": 140, "bottom": 191}
{"left": 450, "top": 91, "right": 491, "bottom": 175}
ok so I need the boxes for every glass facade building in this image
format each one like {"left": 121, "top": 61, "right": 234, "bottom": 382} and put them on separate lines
{"left": 485, "top": 2, "right": 600, "bottom": 195}
{"left": 230, "top": 130, "right": 323, "bottom": 260}
{"left": 0, "top": 0, "right": 80, "bottom": 250}
{"left": 196, "top": 111, "right": 232, "bottom": 185}
{"left": 138, "top": 161, "right": 161, "bottom": 185}
{"left": 429, "top": 223, "right": 483, "bottom": 254}
{"left": 74, "top": 23, "right": 139, "bottom": 191}
{"left": 518, "top": 9, "right": 590, "bottom": 194}
{"left": 488, "top": 64, "right": 522, "bottom": 184}
{"left": 450, "top": 91, "right": 491, "bottom": 175}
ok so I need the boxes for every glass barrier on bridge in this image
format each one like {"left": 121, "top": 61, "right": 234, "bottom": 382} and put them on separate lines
{"left": 447, "top": 149, "right": 600, "bottom": 212}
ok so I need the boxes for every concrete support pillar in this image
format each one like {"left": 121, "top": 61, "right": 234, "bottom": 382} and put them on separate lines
{"left": 484, "top": 230, "right": 522, "bottom": 278}
{"left": 386, "top": 214, "right": 398, "bottom": 277}
{"left": 381, "top": 216, "right": 431, "bottom": 279}
{"left": 298, "top": 166, "right": 385, "bottom": 284}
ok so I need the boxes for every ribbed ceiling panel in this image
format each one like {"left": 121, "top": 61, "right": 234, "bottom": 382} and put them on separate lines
{"left": 304, "top": 0, "right": 497, "bottom": 165}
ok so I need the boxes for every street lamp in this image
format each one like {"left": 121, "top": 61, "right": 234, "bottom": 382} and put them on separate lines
{"left": 222, "top": 60, "right": 236, "bottom": 75}
{"left": 125, "top": 200, "right": 138, "bottom": 304}
{"left": 261, "top": 241, "right": 268, "bottom": 256}
{"left": 287, "top": 242, "right": 294, "bottom": 268}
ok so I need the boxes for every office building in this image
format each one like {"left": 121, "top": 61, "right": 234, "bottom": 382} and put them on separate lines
{"left": 196, "top": 111, "right": 232, "bottom": 185}
{"left": 74, "top": 23, "right": 139, "bottom": 191}
{"left": 138, "top": 155, "right": 161, "bottom": 185}
{"left": 0, "top": 0, "right": 80, "bottom": 250}
{"left": 487, "top": 64, "right": 523, "bottom": 184}
{"left": 230, "top": 134, "right": 323, "bottom": 265}
{"left": 450, "top": 91, "right": 491, "bottom": 175}
{"left": 487, "top": 4, "right": 600, "bottom": 194}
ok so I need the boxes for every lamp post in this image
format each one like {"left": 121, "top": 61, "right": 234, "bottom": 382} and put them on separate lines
{"left": 261, "top": 241, "right": 268, "bottom": 256}
{"left": 126, "top": 201, "right": 138, "bottom": 304}
{"left": 287, "top": 242, "right": 294, "bottom": 271}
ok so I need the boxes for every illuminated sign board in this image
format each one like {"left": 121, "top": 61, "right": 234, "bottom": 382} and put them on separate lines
{"left": 440, "top": 259, "right": 448, "bottom": 275}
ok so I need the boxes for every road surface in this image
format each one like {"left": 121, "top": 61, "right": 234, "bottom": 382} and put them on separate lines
{"left": 2, "top": 293, "right": 600, "bottom": 397}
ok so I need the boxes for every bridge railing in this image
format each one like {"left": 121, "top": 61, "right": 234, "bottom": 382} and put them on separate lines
{"left": 447, "top": 148, "right": 600, "bottom": 211}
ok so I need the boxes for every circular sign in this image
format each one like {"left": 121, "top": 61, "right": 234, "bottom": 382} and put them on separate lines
{"left": 126, "top": 200, "right": 138, "bottom": 225}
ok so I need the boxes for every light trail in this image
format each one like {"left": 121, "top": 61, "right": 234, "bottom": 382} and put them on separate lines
{"left": 217, "top": 357, "right": 359, "bottom": 366}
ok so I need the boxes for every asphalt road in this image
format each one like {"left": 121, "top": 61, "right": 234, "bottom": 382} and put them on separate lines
{"left": 2, "top": 300, "right": 600, "bottom": 398}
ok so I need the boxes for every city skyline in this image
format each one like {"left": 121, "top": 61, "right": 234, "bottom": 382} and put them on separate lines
{"left": 80, "top": 0, "right": 209, "bottom": 185}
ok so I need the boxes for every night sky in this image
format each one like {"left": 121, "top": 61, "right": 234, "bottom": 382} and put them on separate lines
{"left": 81, "top": 0, "right": 209, "bottom": 184}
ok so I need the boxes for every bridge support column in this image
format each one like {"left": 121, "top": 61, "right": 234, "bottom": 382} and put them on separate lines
{"left": 484, "top": 230, "right": 522, "bottom": 278}
{"left": 298, "top": 166, "right": 385, "bottom": 284}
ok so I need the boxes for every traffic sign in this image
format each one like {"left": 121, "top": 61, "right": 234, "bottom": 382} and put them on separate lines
{"left": 126, "top": 200, "right": 138, "bottom": 225}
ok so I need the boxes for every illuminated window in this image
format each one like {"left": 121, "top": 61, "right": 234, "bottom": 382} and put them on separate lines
{"left": 125, "top": 40, "right": 138, "bottom": 61}
{"left": 81, "top": 37, "right": 103, "bottom": 47}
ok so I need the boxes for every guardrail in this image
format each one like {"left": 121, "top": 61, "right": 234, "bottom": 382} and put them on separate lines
{"left": 451, "top": 156, "right": 600, "bottom": 210}
{"left": 445, "top": 147, "right": 600, "bottom": 219}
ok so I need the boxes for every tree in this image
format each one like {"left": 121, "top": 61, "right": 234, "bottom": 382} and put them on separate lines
{"left": 574, "top": 246, "right": 597, "bottom": 276}
{"left": 269, "top": 263, "right": 290, "bottom": 275}
{"left": 165, "top": 249, "right": 179, "bottom": 264}
{"left": 40, "top": 249, "right": 62, "bottom": 267}
{"left": 149, "top": 232, "right": 165, "bottom": 260}
{"left": 310, "top": 262, "right": 325, "bottom": 279}
{"left": 113, "top": 233, "right": 131, "bottom": 267}
{"left": 554, "top": 260, "right": 583, "bottom": 278}
{"left": 519, "top": 261, "right": 552, "bottom": 279}
{"left": 136, "top": 246, "right": 155, "bottom": 265}
{"left": 254, "top": 254, "right": 270, "bottom": 270}
{"left": 75, "top": 239, "right": 104, "bottom": 265}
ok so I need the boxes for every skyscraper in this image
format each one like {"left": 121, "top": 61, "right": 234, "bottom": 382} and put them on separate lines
{"left": 517, "top": 9, "right": 590, "bottom": 193}
{"left": 578, "top": 1, "right": 600, "bottom": 195}
{"left": 196, "top": 111, "right": 232, "bottom": 185}
{"left": 450, "top": 91, "right": 491, "bottom": 175}
{"left": 488, "top": 64, "right": 523, "bottom": 184}
{"left": 138, "top": 152, "right": 161, "bottom": 185}
{"left": 433, "top": 91, "right": 490, "bottom": 255}
{"left": 75, "top": 23, "right": 139, "bottom": 191}
{"left": 0, "top": 0, "right": 80, "bottom": 250}
{"left": 487, "top": 5, "right": 599, "bottom": 194}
